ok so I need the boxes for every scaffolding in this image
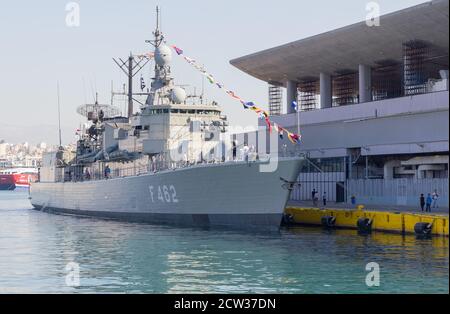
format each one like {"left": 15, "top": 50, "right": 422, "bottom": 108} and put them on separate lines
{"left": 372, "top": 60, "right": 403, "bottom": 101}
{"left": 268, "top": 84, "right": 282, "bottom": 115}
{"left": 332, "top": 71, "right": 359, "bottom": 106}
{"left": 403, "top": 40, "right": 430, "bottom": 96}
{"left": 298, "top": 79, "right": 319, "bottom": 111}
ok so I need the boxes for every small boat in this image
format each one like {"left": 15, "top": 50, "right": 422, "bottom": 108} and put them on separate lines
{"left": 0, "top": 168, "right": 38, "bottom": 190}
{"left": 0, "top": 173, "right": 15, "bottom": 190}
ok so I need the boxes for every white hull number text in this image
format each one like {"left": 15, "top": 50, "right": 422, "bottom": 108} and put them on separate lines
{"left": 148, "top": 185, "right": 179, "bottom": 203}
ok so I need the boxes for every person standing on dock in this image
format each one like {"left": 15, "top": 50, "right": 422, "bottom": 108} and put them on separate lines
{"left": 420, "top": 194, "right": 425, "bottom": 212}
{"left": 426, "top": 193, "right": 433, "bottom": 212}
{"left": 84, "top": 168, "right": 91, "bottom": 181}
{"left": 104, "top": 165, "right": 111, "bottom": 179}
{"left": 312, "top": 189, "right": 317, "bottom": 206}
{"left": 232, "top": 140, "right": 238, "bottom": 161}
{"left": 242, "top": 144, "right": 250, "bottom": 163}
{"left": 322, "top": 192, "right": 327, "bottom": 207}
{"left": 432, "top": 190, "right": 439, "bottom": 209}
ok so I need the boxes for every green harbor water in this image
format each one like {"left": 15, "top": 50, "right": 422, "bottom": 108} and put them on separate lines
{"left": 0, "top": 190, "right": 448, "bottom": 294}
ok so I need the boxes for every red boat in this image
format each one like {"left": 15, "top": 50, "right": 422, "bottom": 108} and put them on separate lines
{"left": 0, "top": 174, "right": 15, "bottom": 190}
{"left": 0, "top": 168, "right": 38, "bottom": 190}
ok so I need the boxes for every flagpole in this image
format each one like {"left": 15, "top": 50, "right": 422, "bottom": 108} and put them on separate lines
{"left": 57, "top": 81, "right": 62, "bottom": 149}
{"left": 292, "top": 100, "right": 300, "bottom": 136}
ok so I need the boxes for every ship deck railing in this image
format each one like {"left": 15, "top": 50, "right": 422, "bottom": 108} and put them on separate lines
{"left": 55, "top": 153, "right": 281, "bottom": 183}
{"left": 36, "top": 152, "right": 300, "bottom": 184}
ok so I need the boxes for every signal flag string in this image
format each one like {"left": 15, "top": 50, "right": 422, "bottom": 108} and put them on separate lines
{"left": 170, "top": 45, "right": 302, "bottom": 144}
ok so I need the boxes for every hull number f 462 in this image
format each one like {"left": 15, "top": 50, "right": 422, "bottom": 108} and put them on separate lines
{"left": 148, "top": 185, "right": 179, "bottom": 203}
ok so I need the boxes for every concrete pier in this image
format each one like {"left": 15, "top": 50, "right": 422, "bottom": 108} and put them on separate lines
{"left": 285, "top": 202, "right": 449, "bottom": 236}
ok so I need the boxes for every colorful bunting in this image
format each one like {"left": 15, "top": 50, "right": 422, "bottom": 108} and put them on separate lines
{"left": 184, "top": 56, "right": 195, "bottom": 64}
{"left": 287, "top": 133, "right": 297, "bottom": 144}
{"left": 206, "top": 75, "right": 215, "bottom": 84}
{"left": 265, "top": 117, "right": 272, "bottom": 133}
{"left": 243, "top": 102, "right": 258, "bottom": 110}
{"left": 172, "top": 45, "right": 184, "bottom": 55}
{"left": 292, "top": 133, "right": 301, "bottom": 142}
{"left": 169, "top": 45, "right": 302, "bottom": 144}
{"left": 287, "top": 132, "right": 301, "bottom": 144}
{"left": 137, "top": 52, "right": 154, "bottom": 59}
{"left": 225, "top": 90, "right": 243, "bottom": 102}
{"left": 274, "top": 123, "right": 283, "bottom": 139}
{"left": 278, "top": 126, "right": 287, "bottom": 140}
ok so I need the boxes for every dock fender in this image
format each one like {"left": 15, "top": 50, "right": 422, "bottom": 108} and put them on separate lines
{"left": 357, "top": 217, "right": 373, "bottom": 233}
{"left": 321, "top": 215, "right": 336, "bottom": 228}
{"left": 414, "top": 222, "right": 432, "bottom": 235}
{"left": 282, "top": 213, "right": 294, "bottom": 225}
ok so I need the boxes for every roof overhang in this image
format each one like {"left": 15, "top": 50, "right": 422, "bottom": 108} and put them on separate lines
{"left": 230, "top": 0, "right": 449, "bottom": 85}
{"left": 401, "top": 155, "right": 449, "bottom": 166}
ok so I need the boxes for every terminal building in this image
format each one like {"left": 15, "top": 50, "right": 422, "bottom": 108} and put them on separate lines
{"left": 231, "top": 0, "right": 449, "bottom": 207}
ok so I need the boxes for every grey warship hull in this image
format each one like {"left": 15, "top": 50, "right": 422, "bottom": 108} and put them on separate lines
{"left": 30, "top": 158, "right": 302, "bottom": 230}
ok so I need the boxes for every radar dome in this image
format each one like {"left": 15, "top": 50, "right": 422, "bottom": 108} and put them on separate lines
{"left": 170, "top": 87, "right": 187, "bottom": 103}
{"left": 155, "top": 44, "right": 172, "bottom": 66}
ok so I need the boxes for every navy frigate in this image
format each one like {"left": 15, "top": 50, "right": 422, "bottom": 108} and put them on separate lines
{"left": 30, "top": 10, "right": 303, "bottom": 230}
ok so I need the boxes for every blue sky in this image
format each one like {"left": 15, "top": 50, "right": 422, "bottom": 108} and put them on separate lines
{"left": 0, "top": 0, "right": 427, "bottom": 144}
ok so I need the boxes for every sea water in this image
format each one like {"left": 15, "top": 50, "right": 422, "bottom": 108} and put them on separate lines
{"left": 0, "top": 191, "right": 448, "bottom": 294}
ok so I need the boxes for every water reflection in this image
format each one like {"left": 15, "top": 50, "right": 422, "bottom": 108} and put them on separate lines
{"left": 0, "top": 191, "right": 448, "bottom": 294}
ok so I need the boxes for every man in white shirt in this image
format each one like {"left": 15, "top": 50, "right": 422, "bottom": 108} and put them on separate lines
{"left": 432, "top": 190, "right": 439, "bottom": 209}
{"left": 242, "top": 145, "right": 250, "bottom": 162}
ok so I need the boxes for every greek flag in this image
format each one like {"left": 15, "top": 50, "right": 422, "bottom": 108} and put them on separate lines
{"left": 291, "top": 101, "right": 298, "bottom": 112}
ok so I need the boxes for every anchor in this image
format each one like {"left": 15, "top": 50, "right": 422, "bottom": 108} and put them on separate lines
{"left": 280, "top": 177, "right": 301, "bottom": 191}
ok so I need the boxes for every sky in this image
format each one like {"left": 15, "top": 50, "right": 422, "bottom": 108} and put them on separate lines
{"left": 0, "top": 0, "right": 428, "bottom": 145}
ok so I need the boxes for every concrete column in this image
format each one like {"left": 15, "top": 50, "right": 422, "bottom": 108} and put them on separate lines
{"left": 359, "top": 64, "right": 372, "bottom": 103}
{"left": 384, "top": 160, "right": 401, "bottom": 179}
{"left": 320, "top": 73, "right": 332, "bottom": 109}
{"left": 365, "top": 156, "right": 369, "bottom": 179}
{"left": 417, "top": 169, "right": 425, "bottom": 179}
{"left": 348, "top": 155, "right": 352, "bottom": 180}
{"left": 286, "top": 80, "right": 297, "bottom": 114}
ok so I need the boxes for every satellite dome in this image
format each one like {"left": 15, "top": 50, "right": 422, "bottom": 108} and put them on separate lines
{"left": 154, "top": 44, "right": 172, "bottom": 66}
{"left": 170, "top": 87, "right": 187, "bottom": 103}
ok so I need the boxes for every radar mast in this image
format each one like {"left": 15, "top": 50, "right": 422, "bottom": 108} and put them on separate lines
{"left": 145, "top": 6, "right": 173, "bottom": 106}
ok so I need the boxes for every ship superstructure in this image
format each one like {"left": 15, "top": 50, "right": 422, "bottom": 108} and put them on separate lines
{"left": 68, "top": 10, "right": 229, "bottom": 180}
